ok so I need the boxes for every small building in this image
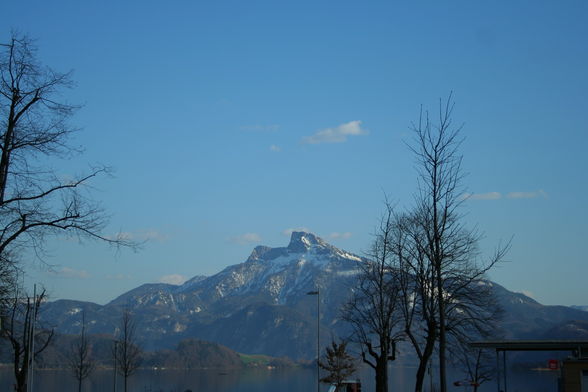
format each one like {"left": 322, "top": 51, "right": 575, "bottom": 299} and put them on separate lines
{"left": 561, "top": 359, "right": 588, "bottom": 392}
{"left": 469, "top": 340, "right": 588, "bottom": 392}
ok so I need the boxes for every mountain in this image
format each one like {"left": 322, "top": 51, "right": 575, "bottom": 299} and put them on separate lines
{"left": 491, "top": 283, "right": 588, "bottom": 339}
{"left": 40, "top": 231, "right": 588, "bottom": 361}
{"left": 570, "top": 305, "right": 588, "bottom": 312}
{"left": 42, "top": 232, "right": 361, "bottom": 359}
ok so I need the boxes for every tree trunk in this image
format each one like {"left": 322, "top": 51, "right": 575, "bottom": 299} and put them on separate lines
{"left": 438, "top": 272, "right": 447, "bottom": 392}
{"left": 375, "top": 356, "right": 388, "bottom": 392}
{"left": 414, "top": 333, "right": 436, "bottom": 392}
{"left": 0, "top": 93, "right": 17, "bottom": 203}
{"left": 15, "top": 367, "right": 27, "bottom": 392}
{"left": 414, "top": 361, "right": 427, "bottom": 392}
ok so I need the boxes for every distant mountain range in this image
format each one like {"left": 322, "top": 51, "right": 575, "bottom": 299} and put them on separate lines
{"left": 570, "top": 305, "right": 588, "bottom": 312}
{"left": 39, "top": 231, "right": 588, "bottom": 361}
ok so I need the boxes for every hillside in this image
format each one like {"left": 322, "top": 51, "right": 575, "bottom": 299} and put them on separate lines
{"left": 38, "top": 231, "right": 588, "bottom": 361}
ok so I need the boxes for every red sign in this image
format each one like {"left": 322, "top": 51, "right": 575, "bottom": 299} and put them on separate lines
{"left": 548, "top": 359, "right": 559, "bottom": 370}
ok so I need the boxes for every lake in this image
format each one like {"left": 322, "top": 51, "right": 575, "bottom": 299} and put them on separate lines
{"left": 0, "top": 365, "right": 561, "bottom": 391}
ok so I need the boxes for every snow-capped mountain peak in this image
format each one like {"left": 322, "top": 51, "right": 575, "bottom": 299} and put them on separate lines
{"left": 178, "top": 231, "right": 363, "bottom": 304}
{"left": 40, "top": 230, "right": 588, "bottom": 362}
{"left": 246, "top": 245, "right": 273, "bottom": 262}
{"left": 287, "top": 231, "right": 327, "bottom": 252}
{"left": 246, "top": 231, "right": 335, "bottom": 264}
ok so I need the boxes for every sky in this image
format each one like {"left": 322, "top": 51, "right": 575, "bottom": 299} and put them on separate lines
{"left": 3, "top": 1, "right": 587, "bottom": 306}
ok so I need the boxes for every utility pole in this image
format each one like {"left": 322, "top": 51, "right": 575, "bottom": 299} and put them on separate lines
{"left": 28, "top": 284, "right": 37, "bottom": 392}
{"left": 113, "top": 340, "right": 118, "bottom": 392}
{"left": 307, "top": 290, "right": 320, "bottom": 392}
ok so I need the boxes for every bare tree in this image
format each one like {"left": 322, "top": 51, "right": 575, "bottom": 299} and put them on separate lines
{"left": 446, "top": 279, "right": 501, "bottom": 392}
{"left": 319, "top": 339, "right": 357, "bottom": 391}
{"left": 114, "top": 308, "right": 142, "bottom": 392}
{"left": 0, "top": 32, "right": 135, "bottom": 299}
{"left": 0, "top": 287, "right": 53, "bottom": 392}
{"left": 406, "top": 94, "right": 507, "bottom": 392}
{"left": 342, "top": 206, "right": 404, "bottom": 392}
{"left": 453, "top": 346, "right": 495, "bottom": 392}
{"left": 68, "top": 310, "right": 95, "bottom": 392}
{"left": 0, "top": 256, "right": 16, "bottom": 310}
{"left": 382, "top": 204, "right": 504, "bottom": 392}
{"left": 387, "top": 209, "right": 439, "bottom": 392}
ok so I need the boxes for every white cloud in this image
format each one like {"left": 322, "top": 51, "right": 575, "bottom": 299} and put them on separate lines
{"left": 48, "top": 267, "right": 90, "bottom": 279}
{"left": 463, "top": 190, "right": 548, "bottom": 201}
{"left": 329, "top": 232, "right": 352, "bottom": 240}
{"left": 506, "top": 190, "right": 548, "bottom": 199}
{"left": 142, "top": 230, "right": 169, "bottom": 241}
{"left": 519, "top": 290, "right": 535, "bottom": 299}
{"left": 158, "top": 274, "right": 187, "bottom": 285}
{"left": 230, "top": 232, "right": 262, "bottom": 244}
{"left": 282, "top": 227, "right": 311, "bottom": 236}
{"left": 269, "top": 144, "right": 281, "bottom": 152}
{"left": 302, "top": 120, "right": 368, "bottom": 144}
{"left": 463, "top": 192, "right": 502, "bottom": 201}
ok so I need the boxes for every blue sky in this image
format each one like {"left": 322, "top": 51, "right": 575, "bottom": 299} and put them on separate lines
{"left": 5, "top": 1, "right": 587, "bottom": 306}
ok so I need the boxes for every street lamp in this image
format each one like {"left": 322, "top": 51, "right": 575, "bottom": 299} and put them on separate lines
{"left": 113, "top": 340, "right": 118, "bottom": 392}
{"left": 307, "top": 290, "right": 320, "bottom": 392}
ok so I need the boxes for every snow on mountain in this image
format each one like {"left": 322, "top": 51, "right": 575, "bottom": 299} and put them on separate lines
{"left": 177, "top": 275, "right": 208, "bottom": 291}
{"left": 41, "top": 231, "right": 365, "bottom": 357}
{"left": 176, "top": 231, "right": 363, "bottom": 305}
{"left": 40, "top": 230, "right": 588, "bottom": 360}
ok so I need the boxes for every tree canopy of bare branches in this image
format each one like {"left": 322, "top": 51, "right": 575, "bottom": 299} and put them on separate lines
{"left": 68, "top": 310, "right": 95, "bottom": 392}
{"left": 0, "top": 288, "right": 53, "bottom": 392}
{"left": 0, "top": 33, "right": 135, "bottom": 299}
{"left": 401, "top": 94, "right": 508, "bottom": 391}
{"left": 384, "top": 207, "right": 440, "bottom": 392}
{"left": 454, "top": 345, "right": 495, "bottom": 392}
{"left": 114, "top": 308, "right": 142, "bottom": 392}
{"left": 349, "top": 96, "right": 507, "bottom": 392}
{"left": 342, "top": 206, "right": 404, "bottom": 392}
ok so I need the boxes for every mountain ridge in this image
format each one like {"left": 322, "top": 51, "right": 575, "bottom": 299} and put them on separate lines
{"left": 40, "top": 231, "right": 588, "bottom": 360}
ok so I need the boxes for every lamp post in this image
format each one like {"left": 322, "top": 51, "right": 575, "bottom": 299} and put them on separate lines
{"left": 307, "top": 290, "right": 320, "bottom": 392}
{"left": 28, "top": 284, "right": 37, "bottom": 392}
{"left": 113, "top": 340, "right": 118, "bottom": 392}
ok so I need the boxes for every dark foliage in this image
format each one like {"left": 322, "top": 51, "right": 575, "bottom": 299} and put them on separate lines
{"left": 319, "top": 339, "right": 357, "bottom": 390}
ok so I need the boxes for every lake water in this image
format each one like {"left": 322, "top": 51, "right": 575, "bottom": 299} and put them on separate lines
{"left": 0, "top": 366, "right": 561, "bottom": 391}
